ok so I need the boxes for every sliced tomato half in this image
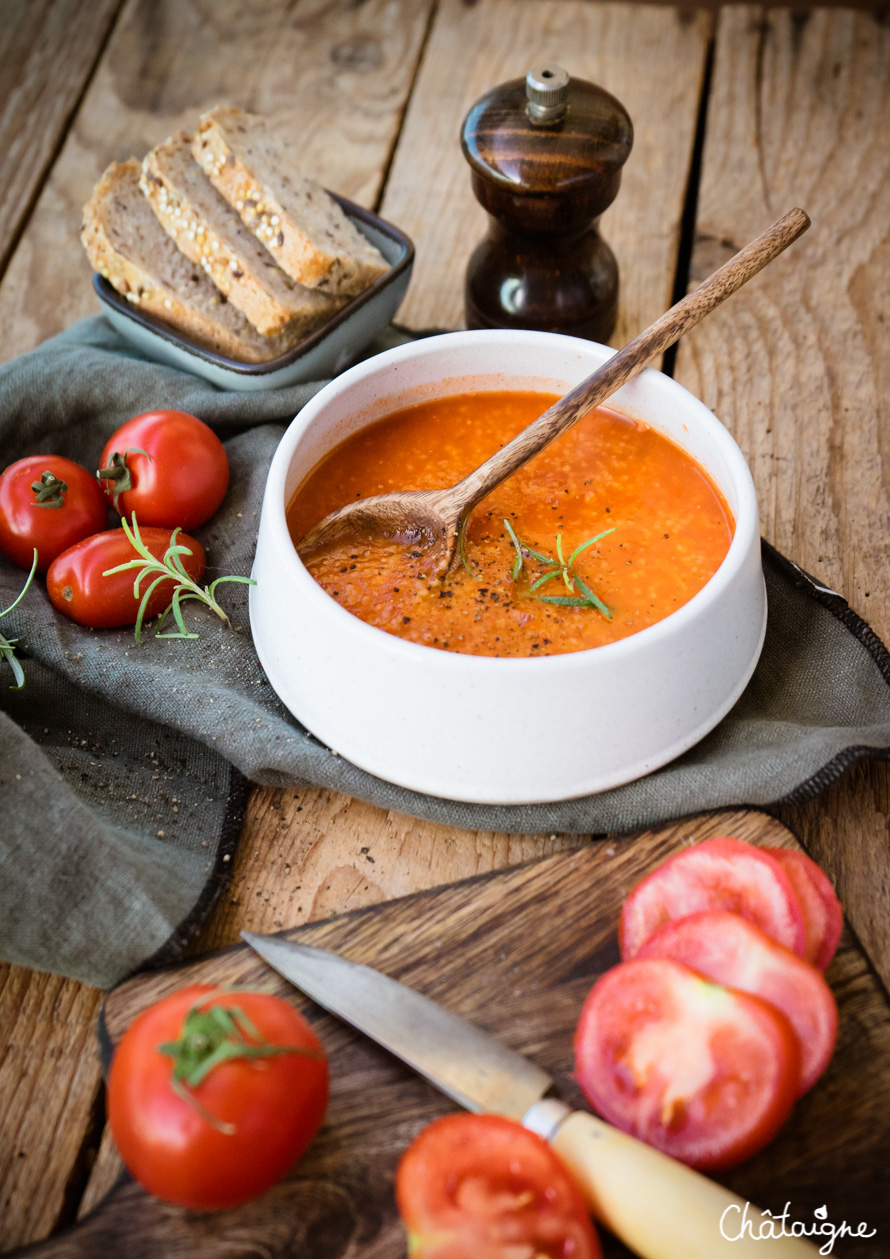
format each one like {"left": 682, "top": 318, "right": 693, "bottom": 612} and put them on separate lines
{"left": 395, "top": 1112, "right": 601, "bottom": 1259}
{"left": 637, "top": 910, "right": 837, "bottom": 1095}
{"left": 619, "top": 837, "right": 806, "bottom": 960}
{"left": 771, "top": 849, "right": 843, "bottom": 971}
{"left": 574, "top": 958, "right": 800, "bottom": 1170}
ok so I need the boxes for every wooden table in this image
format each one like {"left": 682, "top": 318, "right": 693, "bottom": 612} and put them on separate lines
{"left": 1, "top": 1, "right": 888, "bottom": 1250}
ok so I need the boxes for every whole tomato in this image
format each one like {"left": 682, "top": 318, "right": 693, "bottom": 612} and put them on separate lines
{"left": 396, "top": 1113, "right": 601, "bottom": 1259}
{"left": 46, "top": 526, "right": 206, "bottom": 628}
{"left": 107, "top": 985, "right": 329, "bottom": 1210}
{"left": 97, "top": 410, "right": 229, "bottom": 530}
{"left": 0, "top": 455, "right": 109, "bottom": 572}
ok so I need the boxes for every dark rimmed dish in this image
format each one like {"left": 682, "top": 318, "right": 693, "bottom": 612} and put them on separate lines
{"left": 93, "top": 195, "right": 414, "bottom": 391}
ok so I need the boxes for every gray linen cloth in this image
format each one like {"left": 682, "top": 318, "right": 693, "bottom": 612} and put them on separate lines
{"left": 1, "top": 318, "right": 889, "bottom": 989}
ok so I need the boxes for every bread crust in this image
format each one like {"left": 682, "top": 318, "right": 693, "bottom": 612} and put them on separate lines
{"left": 193, "top": 107, "right": 388, "bottom": 297}
{"left": 81, "top": 159, "right": 299, "bottom": 363}
{"left": 141, "top": 133, "right": 342, "bottom": 336}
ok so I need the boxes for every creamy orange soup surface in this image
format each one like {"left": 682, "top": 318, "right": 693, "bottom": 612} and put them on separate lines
{"left": 287, "top": 391, "right": 734, "bottom": 658}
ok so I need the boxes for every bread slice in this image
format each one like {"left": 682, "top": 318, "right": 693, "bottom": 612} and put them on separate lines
{"left": 141, "top": 132, "right": 343, "bottom": 336}
{"left": 193, "top": 106, "right": 389, "bottom": 297}
{"left": 81, "top": 160, "right": 301, "bottom": 363}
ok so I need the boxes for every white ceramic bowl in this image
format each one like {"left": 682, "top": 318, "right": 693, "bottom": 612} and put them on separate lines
{"left": 250, "top": 330, "right": 766, "bottom": 804}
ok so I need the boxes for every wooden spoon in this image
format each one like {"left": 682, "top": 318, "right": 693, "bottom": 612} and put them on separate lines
{"left": 298, "top": 208, "right": 810, "bottom": 573}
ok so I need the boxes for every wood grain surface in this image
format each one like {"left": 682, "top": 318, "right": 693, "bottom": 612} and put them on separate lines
{"left": 671, "top": 6, "right": 890, "bottom": 985}
{"left": 0, "top": 0, "right": 123, "bottom": 279}
{"left": 0, "top": 0, "right": 436, "bottom": 364}
{"left": 17, "top": 810, "right": 888, "bottom": 1259}
{"left": 2, "top": 2, "right": 889, "bottom": 1254}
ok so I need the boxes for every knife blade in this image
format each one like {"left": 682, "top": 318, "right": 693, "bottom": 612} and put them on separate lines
{"left": 243, "top": 932, "right": 818, "bottom": 1259}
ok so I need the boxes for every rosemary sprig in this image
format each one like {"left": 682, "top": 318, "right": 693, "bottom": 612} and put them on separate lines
{"left": 0, "top": 550, "right": 37, "bottom": 689}
{"left": 103, "top": 514, "right": 254, "bottom": 643}
{"left": 505, "top": 519, "right": 615, "bottom": 619}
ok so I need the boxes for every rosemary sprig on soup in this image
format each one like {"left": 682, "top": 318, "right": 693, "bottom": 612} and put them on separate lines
{"left": 504, "top": 519, "right": 616, "bottom": 618}
{"left": 288, "top": 392, "right": 733, "bottom": 658}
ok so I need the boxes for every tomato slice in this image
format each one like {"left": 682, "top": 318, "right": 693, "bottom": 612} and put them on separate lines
{"left": 771, "top": 849, "right": 843, "bottom": 971}
{"left": 574, "top": 958, "right": 800, "bottom": 1170}
{"left": 619, "top": 837, "right": 806, "bottom": 960}
{"left": 637, "top": 910, "right": 837, "bottom": 1095}
{"left": 395, "top": 1113, "right": 601, "bottom": 1259}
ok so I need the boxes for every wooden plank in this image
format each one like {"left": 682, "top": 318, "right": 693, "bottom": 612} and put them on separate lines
{"left": 0, "top": 0, "right": 123, "bottom": 280}
{"left": 40, "top": 811, "right": 888, "bottom": 1258}
{"left": 380, "top": 0, "right": 713, "bottom": 342}
{"left": 0, "top": 0, "right": 437, "bottom": 364}
{"left": 0, "top": 0, "right": 439, "bottom": 1244}
{"left": 0, "top": 968, "right": 103, "bottom": 1251}
{"left": 672, "top": 7, "right": 890, "bottom": 986}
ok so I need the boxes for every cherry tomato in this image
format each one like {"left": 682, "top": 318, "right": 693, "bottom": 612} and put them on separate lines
{"left": 46, "top": 526, "right": 205, "bottom": 628}
{"left": 771, "top": 849, "right": 843, "bottom": 971}
{"left": 0, "top": 455, "right": 108, "bottom": 572}
{"left": 97, "top": 410, "right": 229, "bottom": 530}
{"left": 637, "top": 910, "right": 837, "bottom": 1095}
{"left": 574, "top": 958, "right": 800, "bottom": 1171}
{"left": 107, "top": 985, "right": 329, "bottom": 1211}
{"left": 396, "top": 1112, "right": 601, "bottom": 1259}
{"left": 619, "top": 836, "right": 806, "bottom": 960}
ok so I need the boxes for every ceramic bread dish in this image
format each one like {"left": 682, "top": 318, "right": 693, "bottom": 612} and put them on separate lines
{"left": 93, "top": 197, "right": 413, "bottom": 391}
{"left": 250, "top": 330, "right": 766, "bottom": 804}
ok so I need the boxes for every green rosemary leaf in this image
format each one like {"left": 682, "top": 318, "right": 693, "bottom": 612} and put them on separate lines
{"left": 207, "top": 575, "right": 256, "bottom": 597}
{"left": 538, "top": 595, "right": 592, "bottom": 607}
{"left": 523, "top": 544, "right": 556, "bottom": 565}
{"left": 573, "top": 574, "right": 613, "bottom": 619}
{"left": 503, "top": 518, "right": 524, "bottom": 579}
{"left": 1, "top": 550, "right": 38, "bottom": 618}
{"left": 134, "top": 573, "right": 169, "bottom": 643}
{"left": 0, "top": 638, "right": 24, "bottom": 690}
{"left": 528, "top": 569, "right": 562, "bottom": 593}
{"left": 568, "top": 527, "right": 617, "bottom": 566}
{"left": 458, "top": 515, "right": 477, "bottom": 579}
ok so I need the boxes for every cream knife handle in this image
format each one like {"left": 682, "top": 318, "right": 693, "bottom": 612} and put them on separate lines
{"left": 523, "top": 1102, "right": 820, "bottom": 1258}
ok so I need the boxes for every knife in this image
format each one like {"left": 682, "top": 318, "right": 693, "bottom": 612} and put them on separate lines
{"left": 242, "top": 932, "right": 818, "bottom": 1258}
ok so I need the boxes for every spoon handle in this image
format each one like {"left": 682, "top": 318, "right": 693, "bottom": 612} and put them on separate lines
{"left": 451, "top": 207, "right": 810, "bottom": 513}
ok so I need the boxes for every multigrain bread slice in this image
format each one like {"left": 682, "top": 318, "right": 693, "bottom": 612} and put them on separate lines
{"left": 141, "top": 132, "right": 343, "bottom": 336}
{"left": 81, "top": 159, "right": 301, "bottom": 363}
{"left": 193, "top": 106, "right": 389, "bottom": 297}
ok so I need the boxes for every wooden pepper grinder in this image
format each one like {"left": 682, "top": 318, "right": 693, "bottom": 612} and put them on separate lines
{"left": 461, "top": 65, "right": 633, "bottom": 341}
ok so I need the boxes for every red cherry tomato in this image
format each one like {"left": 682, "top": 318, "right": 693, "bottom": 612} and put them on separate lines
{"left": 771, "top": 849, "right": 843, "bottom": 971}
{"left": 395, "top": 1112, "right": 601, "bottom": 1259}
{"left": 619, "top": 837, "right": 806, "bottom": 960}
{"left": 0, "top": 455, "right": 108, "bottom": 572}
{"left": 574, "top": 958, "right": 800, "bottom": 1171}
{"left": 637, "top": 910, "right": 838, "bottom": 1095}
{"left": 46, "top": 526, "right": 205, "bottom": 628}
{"left": 97, "top": 410, "right": 229, "bottom": 530}
{"left": 107, "top": 985, "right": 329, "bottom": 1211}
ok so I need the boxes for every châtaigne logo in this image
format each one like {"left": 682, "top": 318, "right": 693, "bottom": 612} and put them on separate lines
{"left": 720, "top": 1201, "right": 877, "bottom": 1254}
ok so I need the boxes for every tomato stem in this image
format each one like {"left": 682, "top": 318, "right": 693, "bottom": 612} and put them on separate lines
{"left": 96, "top": 447, "right": 150, "bottom": 511}
{"left": 158, "top": 996, "right": 323, "bottom": 1133}
{"left": 30, "top": 471, "right": 68, "bottom": 509}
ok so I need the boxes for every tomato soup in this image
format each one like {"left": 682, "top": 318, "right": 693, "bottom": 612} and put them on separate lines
{"left": 287, "top": 392, "right": 734, "bottom": 658}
